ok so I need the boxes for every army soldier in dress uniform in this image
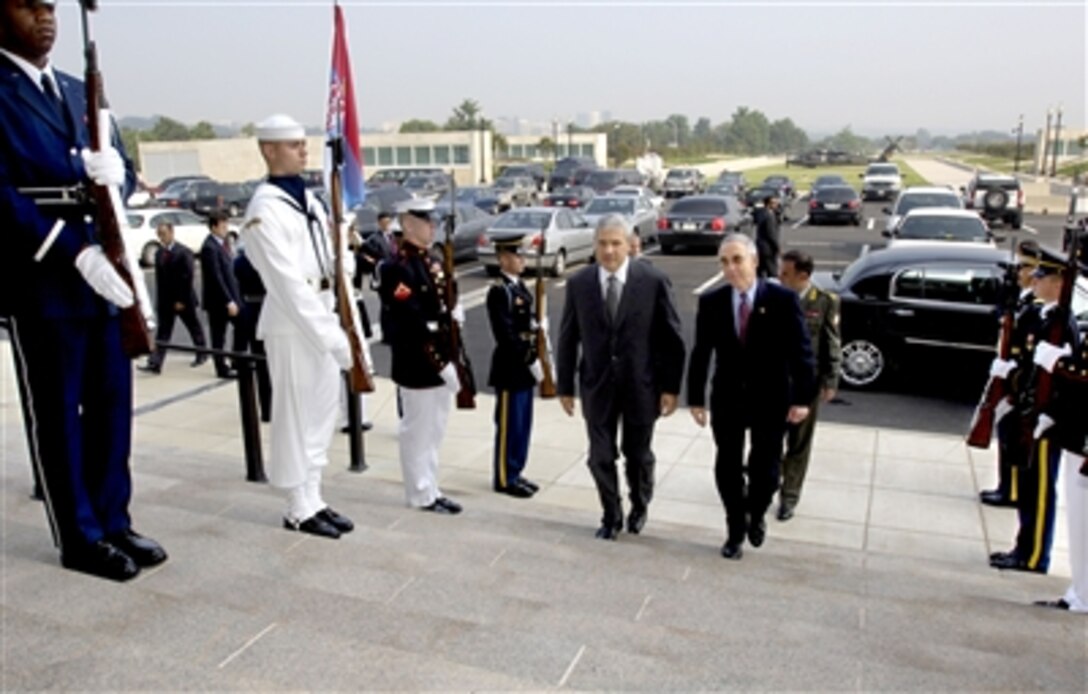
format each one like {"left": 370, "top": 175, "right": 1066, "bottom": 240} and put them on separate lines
{"left": 776, "top": 250, "right": 841, "bottom": 521}
{"left": 980, "top": 240, "right": 1042, "bottom": 507}
{"left": 241, "top": 114, "right": 354, "bottom": 539}
{"left": 486, "top": 237, "right": 544, "bottom": 498}
{"left": 378, "top": 197, "right": 463, "bottom": 514}
{"left": 990, "top": 246, "right": 1081, "bottom": 573}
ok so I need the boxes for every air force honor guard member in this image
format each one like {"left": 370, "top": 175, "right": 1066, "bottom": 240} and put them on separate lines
{"left": 241, "top": 114, "right": 355, "bottom": 539}
{"left": 486, "top": 237, "right": 544, "bottom": 498}
{"left": 1, "top": 0, "right": 166, "bottom": 580}
{"left": 378, "top": 197, "right": 463, "bottom": 514}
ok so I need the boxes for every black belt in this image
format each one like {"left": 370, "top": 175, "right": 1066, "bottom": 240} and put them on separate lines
{"left": 18, "top": 185, "right": 92, "bottom": 207}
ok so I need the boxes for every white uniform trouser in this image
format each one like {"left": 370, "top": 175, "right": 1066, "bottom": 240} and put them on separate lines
{"left": 265, "top": 334, "right": 339, "bottom": 521}
{"left": 398, "top": 385, "right": 452, "bottom": 507}
{"left": 1062, "top": 452, "right": 1088, "bottom": 612}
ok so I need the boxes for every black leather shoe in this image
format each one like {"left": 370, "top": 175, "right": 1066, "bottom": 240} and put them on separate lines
{"left": 284, "top": 515, "right": 340, "bottom": 539}
{"left": 61, "top": 540, "right": 140, "bottom": 581}
{"left": 137, "top": 363, "right": 161, "bottom": 374}
{"left": 423, "top": 497, "right": 463, "bottom": 515}
{"left": 191, "top": 353, "right": 208, "bottom": 367}
{"left": 518, "top": 478, "right": 540, "bottom": 493}
{"left": 216, "top": 369, "right": 238, "bottom": 380}
{"left": 776, "top": 504, "right": 794, "bottom": 522}
{"left": 595, "top": 523, "right": 620, "bottom": 540}
{"left": 979, "top": 489, "right": 1015, "bottom": 507}
{"left": 990, "top": 552, "right": 1046, "bottom": 573}
{"left": 1033, "top": 598, "right": 1070, "bottom": 610}
{"left": 626, "top": 508, "right": 647, "bottom": 534}
{"left": 720, "top": 541, "right": 744, "bottom": 560}
{"left": 748, "top": 517, "right": 767, "bottom": 547}
{"left": 316, "top": 507, "right": 354, "bottom": 533}
{"left": 497, "top": 483, "right": 534, "bottom": 498}
{"left": 107, "top": 529, "right": 167, "bottom": 568}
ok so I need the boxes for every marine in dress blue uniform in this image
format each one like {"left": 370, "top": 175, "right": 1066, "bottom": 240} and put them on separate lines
{"left": 486, "top": 237, "right": 543, "bottom": 498}
{"left": 0, "top": 0, "right": 165, "bottom": 581}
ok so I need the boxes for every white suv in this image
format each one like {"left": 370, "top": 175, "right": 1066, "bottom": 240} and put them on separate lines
{"left": 860, "top": 163, "right": 903, "bottom": 202}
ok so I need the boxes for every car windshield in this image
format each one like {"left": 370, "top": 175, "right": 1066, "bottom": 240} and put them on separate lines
{"left": 502, "top": 167, "right": 529, "bottom": 177}
{"left": 585, "top": 198, "right": 635, "bottom": 215}
{"left": 868, "top": 166, "right": 899, "bottom": 176}
{"left": 895, "top": 193, "right": 961, "bottom": 214}
{"left": 764, "top": 176, "right": 787, "bottom": 185}
{"left": 815, "top": 177, "right": 845, "bottom": 186}
{"left": 611, "top": 188, "right": 639, "bottom": 196}
{"left": 719, "top": 173, "right": 741, "bottom": 182}
{"left": 493, "top": 179, "right": 517, "bottom": 190}
{"left": 709, "top": 184, "right": 738, "bottom": 194}
{"left": 402, "top": 177, "right": 430, "bottom": 189}
{"left": 816, "top": 187, "right": 857, "bottom": 202}
{"left": 670, "top": 198, "right": 728, "bottom": 215}
{"left": 586, "top": 172, "right": 620, "bottom": 185}
{"left": 494, "top": 211, "right": 552, "bottom": 229}
{"left": 553, "top": 187, "right": 582, "bottom": 197}
{"left": 454, "top": 188, "right": 483, "bottom": 201}
{"left": 898, "top": 216, "right": 988, "bottom": 241}
{"left": 667, "top": 170, "right": 692, "bottom": 179}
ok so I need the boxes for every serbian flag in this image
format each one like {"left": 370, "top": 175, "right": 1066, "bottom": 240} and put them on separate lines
{"left": 325, "top": 2, "right": 365, "bottom": 209}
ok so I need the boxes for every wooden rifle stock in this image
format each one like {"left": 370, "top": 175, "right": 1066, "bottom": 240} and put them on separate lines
{"left": 534, "top": 219, "right": 557, "bottom": 398}
{"left": 966, "top": 257, "right": 1019, "bottom": 449}
{"left": 327, "top": 138, "right": 374, "bottom": 394}
{"left": 81, "top": 3, "right": 152, "bottom": 358}
{"left": 443, "top": 175, "right": 476, "bottom": 409}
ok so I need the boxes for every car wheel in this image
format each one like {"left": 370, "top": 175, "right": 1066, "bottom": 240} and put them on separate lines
{"left": 1010, "top": 212, "right": 1023, "bottom": 230}
{"left": 550, "top": 249, "right": 566, "bottom": 277}
{"left": 852, "top": 216, "right": 862, "bottom": 227}
{"left": 840, "top": 338, "right": 886, "bottom": 388}
{"left": 660, "top": 243, "right": 675, "bottom": 255}
{"left": 140, "top": 241, "right": 161, "bottom": 268}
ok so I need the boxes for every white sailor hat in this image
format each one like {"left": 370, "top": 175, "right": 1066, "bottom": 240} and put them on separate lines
{"left": 395, "top": 197, "right": 436, "bottom": 216}
{"left": 255, "top": 114, "right": 305, "bottom": 142}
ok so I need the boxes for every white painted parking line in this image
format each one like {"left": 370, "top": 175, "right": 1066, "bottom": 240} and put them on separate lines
{"left": 693, "top": 271, "right": 722, "bottom": 295}
{"left": 790, "top": 216, "right": 808, "bottom": 230}
{"left": 866, "top": 218, "right": 875, "bottom": 231}
{"left": 860, "top": 243, "right": 871, "bottom": 257}
{"left": 785, "top": 241, "right": 834, "bottom": 247}
{"left": 1022, "top": 225, "right": 1039, "bottom": 235}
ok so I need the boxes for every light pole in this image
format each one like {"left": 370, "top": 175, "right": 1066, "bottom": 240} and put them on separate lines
{"left": 567, "top": 121, "right": 573, "bottom": 158}
{"left": 670, "top": 120, "right": 679, "bottom": 149}
{"left": 552, "top": 118, "right": 559, "bottom": 167}
{"left": 1013, "top": 115, "right": 1024, "bottom": 173}
{"left": 1042, "top": 108, "right": 1053, "bottom": 176}
{"left": 1050, "top": 105, "right": 1063, "bottom": 178}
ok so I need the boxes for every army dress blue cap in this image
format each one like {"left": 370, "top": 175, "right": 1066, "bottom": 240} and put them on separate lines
{"left": 1016, "top": 239, "right": 1041, "bottom": 267}
{"left": 1031, "top": 245, "right": 1071, "bottom": 277}
{"left": 494, "top": 235, "right": 526, "bottom": 255}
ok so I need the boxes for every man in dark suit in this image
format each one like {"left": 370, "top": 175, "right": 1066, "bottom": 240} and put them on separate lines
{"left": 557, "top": 213, "right": 686, "bottom": 540}
{"left": 0, "top": 0, "right": 166, "bottom": 581}
{"left": 200, "top": 209, "right": 242, "bottom": 378}
{"left": 754, "top": 194, "right": 782, "bottom": 278}
{"left": 356, "top": 210, "right": 397, "bottom": 343}
{"left": 232, "top": 245, "right": 272, "bottom": 421}
{"left": 140, "top": 221, "right": 207, "bottom": 373}
{"left": 687, "top": 233, "right": 815, "bottom": 560}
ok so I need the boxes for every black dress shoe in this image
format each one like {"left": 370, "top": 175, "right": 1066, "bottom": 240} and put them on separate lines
{"left": 496, "top": 483, "right": 534, "bottom": 498}
{"left": 1033, "top": 598, "right": 1070, "bottom": 610}
{"left": 518, "top": 478, "right": 540, "bottom": 493}
{"left": 626, "top": 508, "right": 647, "bottom": 534}
{"left": 595, "top": 523, "right": 621, "bottom": 540}
{"left": 989, "top": 552, "right": 1046, "bottom": 573}
{"left": 979, "top": 489, "right": 1015, "bottom": 507}
{"left": 107, "top": 529, "right": 168, "bottom": 568}
{"left": 422, "top": 497, "right": 463, "bottom": 514}
{"left": 216, "top": 369, "right": 238, "bottom": 380}
{"left": 776, "top": 504, "right": 794, "bottom": 522}
{"left": 284, "top": 515, "right": 340, "bottom": 539}
{"left": 316, "top": 507, "right": 354, "bottom": 533}
{"left": 137, "top": 363, "right": 161, "bottom": 374}
{"left": 720, "top": 541, "right": 744, "bottom": 560}
{"left": 61, "top": 540, "right": 140, "bottom": 582}
{"left": 748, "top": 517, "right": 767, "bottom": 547}
{"left": 191, "top": 353, "right": 208, "bottom": 367}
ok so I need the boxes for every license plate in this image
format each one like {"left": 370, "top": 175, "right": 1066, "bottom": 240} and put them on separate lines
{"left": 682, "top": 222, "right": 698, "bottom": 231}
{"left": 824, "top": 204, "right": 841, "bottom": 210}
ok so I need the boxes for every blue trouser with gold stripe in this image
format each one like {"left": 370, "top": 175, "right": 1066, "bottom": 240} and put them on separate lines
{"left": 493, "top": 388, "right": 533, "bottom": 490}
{"left": 995, "top": 413, "right": 1024, "bottom": 502}
{"left": 1014, "top": 435, "right": 1062, "bottom": 572}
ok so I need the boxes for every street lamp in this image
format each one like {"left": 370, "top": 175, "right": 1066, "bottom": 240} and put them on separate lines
{"left": 669, "top": 120, "right": 679, "bottom": 149}
{"left": 567, "top": 121, "right": 573, "bottom": 158}
{"left": 1051, "top": 105, "right": 1063, "bottom": 178}
{"left": 1042, "top": 107, "right": 1053, "bottom": 176}
{"left": 552, "top": 118, "right": 559, "bottom": 168}
{"left": 1013, "top": 115, "right": 1024, "bottom": 173}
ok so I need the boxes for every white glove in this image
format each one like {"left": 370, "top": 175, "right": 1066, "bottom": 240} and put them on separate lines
{"left": 1034, "top": 414, "right": 1055, "bottom": 440}
{"left": 80, "top": 147, "right": 125, "bottom": 187}
{"left": 539, "top": 315, "right": 550, "bottom": 333}
{"left": 989, "top": 358, "right": 1016, "bottom": 380}
{"left": 75, "top": 246, "right": 133, "bottom": 308}
{"left": 994, "top": 397, "right": 1014, "bottom": 425}
{"left": 123, "top": 251, "right": 156, "bottom": 331}
{"left": 451, "top": 302, "right": 466, "bottom": 326}
{"left": 529, "top": 359, "right": 544, "bottom": 384}
{"left": 331, "top": 334, "right": 352, "bottom": 371}
{"left": 1033, "top": 342, "right": 1072, "bottom": 374}
{"left": 439, "top": 362, "right": 461, "bottom": 394}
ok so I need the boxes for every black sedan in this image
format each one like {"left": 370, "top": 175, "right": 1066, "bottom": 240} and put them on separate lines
{"left": 544, "top": 186, "right": 595, "bottom": 210}
{"left": 657, "top": 195, "right": 749, "bottom": 254}
{"left": 762, "top": 175, "right": 796, "bottom": 200}
{"left": 807, "top": 185, "right": 861, "bottom": 226}
{"left": 811, "top": 174, "right": 848, "bottom": 195}
{"left": 813, "top": 243, "right": 1088, "bottom": 389}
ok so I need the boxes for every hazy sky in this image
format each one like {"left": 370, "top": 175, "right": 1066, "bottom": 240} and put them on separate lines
{"left": 49, "top": 0, "right": 1085, "bottom": 136}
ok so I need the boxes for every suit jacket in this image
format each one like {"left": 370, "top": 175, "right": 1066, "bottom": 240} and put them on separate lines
{"left": 154, "top": 243, "right": 198, "bottom": 311}
{"left": 754, "top": 209, "right": 781, "bottom": 278}
{"left": 0, "top": 55, "right": 136, "bottom": 318}
{"left": 487, "top": 275, "right": 536, "bottom": 391}
{"left": 687, "top": 280, "right": 815, "bottom": 419}
{"left": 798, "top": 285, "right": 842, "bottom": 393}
{"left": 557, "top": 260, "right": 685, "bottom": 425}
{"left": 200, "top": 234, "right": 242, "bottom": 313}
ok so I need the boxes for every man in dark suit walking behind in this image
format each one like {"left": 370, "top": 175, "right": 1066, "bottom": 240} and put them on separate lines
{"left": 199, "top": 209, "right": 242, "bottom": 378}
{"left": 687, "top": 233, "right": 815, "bottom": 560}
{"left": 140, "top": 221, "right": 207, "bottom": 373}
{"left": 557, "top": 214, "right": 686, "bottom": 540}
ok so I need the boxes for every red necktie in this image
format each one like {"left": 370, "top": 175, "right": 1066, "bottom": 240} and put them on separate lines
{"left": 738, "top": 293, "right": 751, "bottom": 344}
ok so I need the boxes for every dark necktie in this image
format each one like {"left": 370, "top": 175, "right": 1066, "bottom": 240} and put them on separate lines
{"left": 606, "top": 274, "right": 619, "bottom": 323}
{"left": 738, "top": 292, "right": 751, "bottom": 344}
{"left": 40, "top": 74, "right": 65, "bottom": 123}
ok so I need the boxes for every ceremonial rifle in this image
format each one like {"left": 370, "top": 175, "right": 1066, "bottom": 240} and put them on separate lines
{"left": 326, "top": 135, "right": 374, "bottom": 394}
{"left": 442, "top": 175, "right": 477, "bottom": 409}
{"left": 534, "top": 218, "right": 557, "bottom": 398}
{"left": 80, "top": 1, "right": 152, "bottom": 357}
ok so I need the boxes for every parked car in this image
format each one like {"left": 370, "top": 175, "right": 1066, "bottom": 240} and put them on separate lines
{"left": 154, "top": 179, "right": 201, "bottom": 209}
{"left": 761, "top": 175, "right": 796, "bottom": 200}
{"left": 860, "top": 163, "right": 903, "bottom": 202}
{"left": 188, "top": 180, "right": 252, "bottom": 218}
{"left": 153, "top": 174, "right": 210, "bottom": 196}
{"left": 708, "top": 182, "right": 742, "bottom": 197}
{"left": 548, "top": 156, "right": 598, "bottom": 190}
{"left": 366, "top": 167, "right": 443, "bottom": 188}
{"left": 811, "top": 244, "right": 1088, "bottom": 388}
{"left": 884, "top": 208, "right": 996, "bottom": 246}
{"left": 662, "top": 168, "right": 706, "bottom": 198}
{"left": 610, "top": 184, "right": 664, "bottom": 210}
{"left": 811, "top": 174, "right": 848, "bottom": 196}
{"left": 544, "top": 185, "right": 595, "bottom": 209}
{"left": 498, "top": 163, "right": 547, "bottom": 191}
{"left": 492, "top": 176, "right": 535, "bottom": 207}
{"left": 657, "top": 195, "right": 748, "bottom": 254}
{"left": 882, "top": 186, "right": 963, "bottom": 233}
{"left": 961, "top": 173, "right": 1024, "bottom": 229}
{"left": 581, "top": 195, "right": 659, "bottom": 244}
{"left": 717, "top": 171, "right": 747, "bottom": 192}
{"left": 402, "top": 172, "right": 450, "bottom": 201}
{"left": 808, "top": 185, "right": 862, "bottom": 226}
{"left": 439, "top": 186, "right": 502, "bottom": 215}
{"left": 350, "top": 186, "right": 414, "bottom": 238}
{"left": 476, "top": 207, "right": 594, "bottom": 277}
{"left": 126, "top": 207, "right": 222, "bottom": 268}
{"left": 584, "top": 169, "right": 625, "bottom": 195}
{"left": 301, "top": 169, "right": 325, "bottom": 189}
{"left": 430, "top": 202, "right": 496, "bottom": 262}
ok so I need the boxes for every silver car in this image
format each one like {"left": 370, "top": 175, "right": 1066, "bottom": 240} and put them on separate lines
{"left": 477, "top": 207, "right": 594, "bottom": 277}
{"left": 581, "top": 195, "right": 660, "bottom": 244}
